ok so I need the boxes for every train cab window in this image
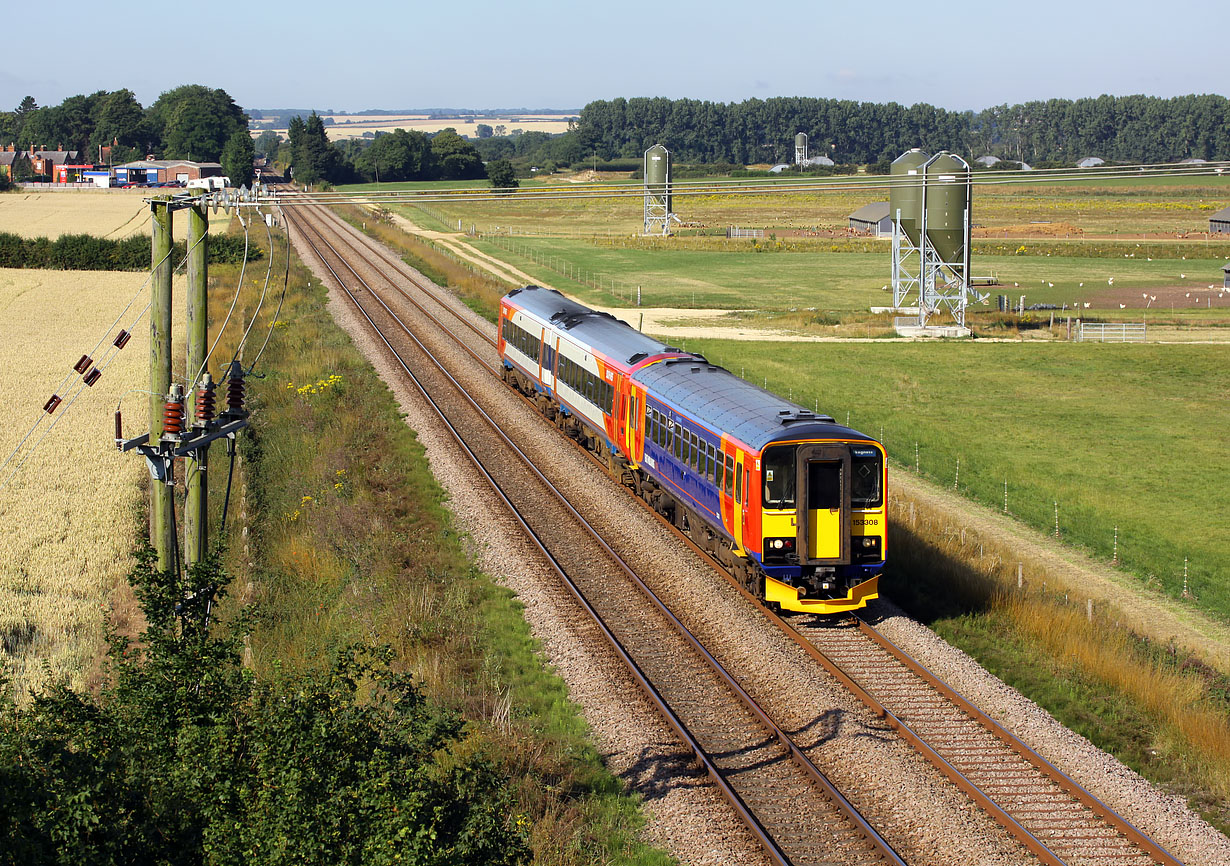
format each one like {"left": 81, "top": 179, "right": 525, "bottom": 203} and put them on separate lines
{"left": 851, "top": 447, "right": 883, "bottom": 509}
{"left": 762, "top": 445, "right": 797, "bottom": 510}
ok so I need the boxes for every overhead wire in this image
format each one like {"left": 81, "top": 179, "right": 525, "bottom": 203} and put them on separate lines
{"left": 188, "top": 210, "right": 251, "bottom": 393}
{"left": 230, "top": 205, "right": 276, "bottom": 365}
{"left": 247, "top": 204, "right": 293, "bottom": 374}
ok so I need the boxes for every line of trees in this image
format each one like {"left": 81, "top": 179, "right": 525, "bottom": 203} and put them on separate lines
{"left": 570, "top": 94, "right": 1230, "bottom": 166}
{"left": 277, "top": 114, "right": 488, "bottom": 185}
{"left": 0, "top": 86, "right": 249, "bottom": 168}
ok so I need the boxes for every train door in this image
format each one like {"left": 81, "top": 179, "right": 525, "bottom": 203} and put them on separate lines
{"left": 797, "top": 445, "right": 851, "bottom": 563}
{"left": 625, "top": 388, "right": 639, "bottom": 460}
{"left": 537, "top": 327, "right": 546, "bottom": 380}
{"left": 733, "top": 452, "right": 746, "bottom": 552}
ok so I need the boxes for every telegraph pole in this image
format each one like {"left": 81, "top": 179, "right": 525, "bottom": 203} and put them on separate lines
{"left": 184, "top": 197, "right": 209, "bottom": 565}
{"left": 150, "top": 198, "right": 174, "bottom": 570}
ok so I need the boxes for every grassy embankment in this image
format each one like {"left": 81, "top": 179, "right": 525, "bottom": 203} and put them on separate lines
{"left": 198, "top": 226, "right": 672, "bottom": 865}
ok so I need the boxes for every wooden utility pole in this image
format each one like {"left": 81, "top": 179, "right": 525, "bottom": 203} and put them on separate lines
{"left": 185, "top": 198, "right": 209, "bottom": 565}
{"left": 150, "top": 198, "right": 174, "bottom": 570}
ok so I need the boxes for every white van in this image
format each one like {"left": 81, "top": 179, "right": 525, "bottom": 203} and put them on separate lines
{"left": 186, "top": 176, "right": 231, "bottom": 191}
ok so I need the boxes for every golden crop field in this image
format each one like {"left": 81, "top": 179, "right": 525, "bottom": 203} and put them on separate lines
{"left": 254, "top": 112, "right": 575, "bottom": 142}
{"left": 0, "top": 267, "right": 179, "bottom": 697}
{"left": 0, "top": 191, "right": 226, "bottom": 242}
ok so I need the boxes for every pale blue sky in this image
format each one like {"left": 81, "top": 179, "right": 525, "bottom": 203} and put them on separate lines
{"left": 1, "top": 0, "right": 1214, "bottom": 113}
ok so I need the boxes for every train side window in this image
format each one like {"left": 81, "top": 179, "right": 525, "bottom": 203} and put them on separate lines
{"left": 707, "top": 450, "right": 715, "bottom": 483}
{"left": 725, "top": 455, "right": 734, "bottom": 495}
{"left": 717, "top": 452, "right": 725, "bottom": 490}
{"left": 674, "top": 427, "right": 683, "bottom": 460}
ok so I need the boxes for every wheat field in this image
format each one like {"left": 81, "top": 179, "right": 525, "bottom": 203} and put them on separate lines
{"left": 0, "top": 267, "right": 179, "bottom": 696}
{"left": 0, "top": 190, "right": 226, "bottom": 242}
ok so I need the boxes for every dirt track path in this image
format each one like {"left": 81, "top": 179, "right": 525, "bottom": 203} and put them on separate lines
{"left": 892, "top": 469, "right": 1230, "bottom": 675}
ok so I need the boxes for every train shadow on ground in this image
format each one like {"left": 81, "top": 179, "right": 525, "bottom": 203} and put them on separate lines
{"left": 875, "top": 523, "right": 1001, "bottom": 626}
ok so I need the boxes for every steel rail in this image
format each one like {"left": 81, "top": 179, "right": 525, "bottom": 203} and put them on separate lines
{"left": 852, "top": 618, "right": 1185, "bottom": 866}
{"left": 301, "top": 202, "right": 500, "bottom": 356}
{"left": 285, "top": 205, "right": 907, "bottom": 866}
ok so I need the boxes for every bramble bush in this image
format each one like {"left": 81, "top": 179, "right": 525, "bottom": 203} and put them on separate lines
{"left": 0, "top": 548, "right": 529, "bottom": 866}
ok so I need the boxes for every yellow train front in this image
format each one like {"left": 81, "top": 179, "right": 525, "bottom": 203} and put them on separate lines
{"left": 629, "top": 357, "right": 886, "bottom": 614}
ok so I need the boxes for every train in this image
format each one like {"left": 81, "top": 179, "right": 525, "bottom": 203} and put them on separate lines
{"left": 498, "top": 285, "right": 886, "bottom": 614}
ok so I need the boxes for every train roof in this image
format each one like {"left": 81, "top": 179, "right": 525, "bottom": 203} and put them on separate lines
{"left": 633, "top": 357, "right": 871, "bottom": 451}
{"left": 505, "top": 286, "right": 671, "bottom": 367}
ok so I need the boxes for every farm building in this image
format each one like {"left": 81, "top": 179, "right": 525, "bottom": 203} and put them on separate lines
{"left": 1076, "top": 157, "right": 1105, "bottom": 168}
{"left": 1210, "top": 206, "right": 1230, "bottom": 233}
{"left": 12, "top": 145, "right": 81, "bottom": 178}
{"left": 849, "top": 202, "right": 892, "bottom": 236}
{"left": 1224, "top": 263, "right": 1230, "bottom": 288}
{"left": 114, "top": 159, "right": 225, "bottom": 185}
{"left": 975, "top": 155, "right": 999, "bottom": 167}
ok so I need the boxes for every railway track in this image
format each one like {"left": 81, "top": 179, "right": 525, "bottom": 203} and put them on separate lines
{"left": 282, "top": 201, "right": 905, "bottom": 866}
{"left": 277, "top": 196, "right": 1186, "bottom": 866}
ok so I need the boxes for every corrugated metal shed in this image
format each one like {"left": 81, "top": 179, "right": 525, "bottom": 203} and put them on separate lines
{"left": 849, "top": 202, "right": 892, "bottom": 236}
{"left": 1210, "top": 206, "right": 1230, "bottom": 233}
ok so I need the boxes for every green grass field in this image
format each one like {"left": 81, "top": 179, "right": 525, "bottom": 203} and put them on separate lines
{"left": 345, "top": 172, "right": 1230, "bottom": 238}
{"left": 683, "top": 338, "right": 1230, "bottom": 618}
{"left": 462, "top": 234, "right": 1230, "bottom": 315}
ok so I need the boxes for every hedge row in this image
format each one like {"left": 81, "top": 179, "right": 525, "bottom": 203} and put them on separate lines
{"left": 0, "top": 232, "right": 260, "bottom": 271}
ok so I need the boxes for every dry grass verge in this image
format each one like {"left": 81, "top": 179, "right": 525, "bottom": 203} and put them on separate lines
{"left": 885, "top": 482, "right": 1230, "bottom": 831}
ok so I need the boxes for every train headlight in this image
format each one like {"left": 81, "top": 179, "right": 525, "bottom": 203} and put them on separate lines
{"left": 773, "top": 539, "right": 784, "bottom": 550}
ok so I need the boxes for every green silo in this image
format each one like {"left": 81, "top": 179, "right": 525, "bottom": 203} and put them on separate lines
{"left": 923, "top": 152, "right": 970, "bottom": 264}
{"left": 645, "top": 144, "right": 671, "bottom": 213}
{"left": 889, "top": 149, "right": 929, "bottom": 246}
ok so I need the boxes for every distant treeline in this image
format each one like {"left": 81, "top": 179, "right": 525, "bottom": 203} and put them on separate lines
{"left": 267, "top": 93, "right": 1230, "bottom": 187}
{"left": 570, "top": 94, "right": 1230, "bottom": 166}
{"left": 0, "top": 232, "right": 259, "bottom": 271}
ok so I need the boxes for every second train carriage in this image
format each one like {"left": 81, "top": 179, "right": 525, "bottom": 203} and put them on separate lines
{"left": 499, "top": 286, "right": 886, "bottom": 614}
